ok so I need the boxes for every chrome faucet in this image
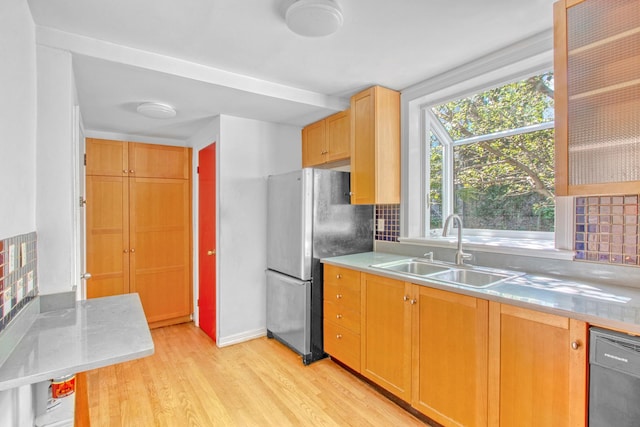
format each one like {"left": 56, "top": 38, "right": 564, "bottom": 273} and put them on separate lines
{"left": 442, "top": 214, "right": 472, "bottom": 265}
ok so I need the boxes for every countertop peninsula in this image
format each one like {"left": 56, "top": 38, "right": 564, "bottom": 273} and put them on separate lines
{"left": 0, "top": 293, "right": 154, "bottom": 391}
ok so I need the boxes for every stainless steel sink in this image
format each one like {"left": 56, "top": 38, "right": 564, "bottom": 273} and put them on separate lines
{"left": 370, "top": 258, "right": 522, "bottom": 288}
{"left": 428, "top": 268, "right": 516, "bottom": 288}
{"left": 370, "top": 259, "right": 450, "bottom": 276}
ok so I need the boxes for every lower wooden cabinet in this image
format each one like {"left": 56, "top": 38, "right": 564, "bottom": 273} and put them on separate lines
{"left": 323, "top": 265, "right": 362, "bottom": 371}
{"left": 323, "top": 268, "right": 588, "bottom": 427}
{"left": 412, "top": 286, "right": 488, "bottom": 427}
{"left": 488, "top": 302, "right": 587, "bottom": 427}
{"left": 361, "top": 274, "right": 412, "bottom": 401}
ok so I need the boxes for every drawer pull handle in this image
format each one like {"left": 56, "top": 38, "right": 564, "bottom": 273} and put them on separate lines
{"left": 336, "top": 314, "right": 343, "bottom": 319}
{"left": 336, "top": 294, "right": 343, "bottom": 299}
{"left": 336, "top": 274, "right": 342, "bottom": 279}
{"left": 336, "top": 334, "right": 342, "bottom": 339}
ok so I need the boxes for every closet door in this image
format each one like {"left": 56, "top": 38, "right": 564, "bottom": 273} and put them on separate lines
{"left": 86, "top": 175, "right": 129, "bottom": 299}
{"left": 85, "top": 138, "right": 128, "bottom": 177}
{"left": 129, "top": 177, "right": 192, "bottom": 324}
{"left": 129, "top": 142, "right": 190, "bottom": 179}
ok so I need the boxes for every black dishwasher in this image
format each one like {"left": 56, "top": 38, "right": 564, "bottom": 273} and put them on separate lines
{"left": 589, "top": 327, "right": 640, "bottom": 427}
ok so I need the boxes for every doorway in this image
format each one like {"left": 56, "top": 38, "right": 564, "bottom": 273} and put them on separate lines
{"left": 198, "top": 142, "right": 217, "bottom": 341}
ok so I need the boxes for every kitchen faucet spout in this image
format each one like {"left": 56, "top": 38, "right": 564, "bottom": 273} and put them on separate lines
{"left": 442, "top": 214, "right": 472, "bottom": 265}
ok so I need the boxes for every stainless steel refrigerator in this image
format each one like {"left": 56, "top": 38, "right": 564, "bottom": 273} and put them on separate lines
{"left": 266, "top": 168, "right": 373, "bottom": 364}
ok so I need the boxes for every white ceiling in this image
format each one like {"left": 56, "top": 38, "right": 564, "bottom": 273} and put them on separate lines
{"left": 27, "top": 0, "right": 557, "bottom": 142}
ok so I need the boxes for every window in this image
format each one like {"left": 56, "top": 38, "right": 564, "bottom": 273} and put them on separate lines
{"left": 424, "top": 71, "right": 555, "bottom": 238}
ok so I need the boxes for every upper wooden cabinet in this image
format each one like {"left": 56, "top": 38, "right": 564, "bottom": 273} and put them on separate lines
{"left": 350, "top": 86, "right": 400, "bottom": 205}
{"left": 302, "top": 109, "right": 350, "bottom": 168}
{"left": 86, "top": 138, "right": 190, "bottom": 179}
{"left": 554, "top": 0, "right": 640, "bottom": 195}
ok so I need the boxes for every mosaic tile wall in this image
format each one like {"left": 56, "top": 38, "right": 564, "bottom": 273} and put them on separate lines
{"left": 375, "top": 204, "right": 400, "bottom": 242}
{"left": 575, "top": 196, "right": 639, "bottom": 265}
{"left": 0, "top": 232, "right": 38, "bottom": 333}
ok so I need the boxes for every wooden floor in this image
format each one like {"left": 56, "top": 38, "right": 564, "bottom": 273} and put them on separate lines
{"left": 86, "top": 323, "right": 429, "bottom": 426}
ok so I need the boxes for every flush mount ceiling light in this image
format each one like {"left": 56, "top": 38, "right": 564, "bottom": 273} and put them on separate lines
{"left": 136, "top": 102, "right": 177, "bottom": 119}
{"left": 285, "top": 0, "right": 343, "bottom": 37}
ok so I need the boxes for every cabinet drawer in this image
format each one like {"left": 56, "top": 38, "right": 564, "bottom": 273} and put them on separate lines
{"left": 324, "top": 301, "right": 360, "bottom": 333}
{"left": 324, "top": 321, "right": 361, "bottom": 372}
{"left": 324, "top": 265, "right": 360, "bottom": 288}
{"left": 324, "top": 282, "right": 360, "bottom": 312}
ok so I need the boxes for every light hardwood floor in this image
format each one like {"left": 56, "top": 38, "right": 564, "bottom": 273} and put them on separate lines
{"left": 86, "top": 323, "right": 429, "bottom": 426}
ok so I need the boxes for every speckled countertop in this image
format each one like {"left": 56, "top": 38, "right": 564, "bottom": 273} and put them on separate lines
{"left": 0, "top": 293, "right": 154, "bottom": 391}
{"left": 322, "top": 252, "right": 640, "bottom": 335}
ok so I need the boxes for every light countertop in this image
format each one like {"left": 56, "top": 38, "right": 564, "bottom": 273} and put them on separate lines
{"left": 0, "top": 293, "right": 154, "bottom": 391}
{"left": 322, "top": 252, "right": 640, "bottom": 335}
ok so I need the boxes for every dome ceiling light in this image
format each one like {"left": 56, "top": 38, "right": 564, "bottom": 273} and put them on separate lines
{"left": 285, "top": 0, "right": 343, "bottom": 37}
{"left": 136, "top": 102, "right": 177, "bottom": 119}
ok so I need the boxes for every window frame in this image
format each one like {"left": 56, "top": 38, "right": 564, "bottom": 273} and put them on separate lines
{"left": 400, "top": 32, "right": 574, "bottom": 254}
{"left": 423, "top": 84, "right": 556, "bottom": 240}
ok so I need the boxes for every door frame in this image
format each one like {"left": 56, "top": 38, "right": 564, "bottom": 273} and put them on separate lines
{"left": 195, "top": 141, "right": 218, "bottom": 342}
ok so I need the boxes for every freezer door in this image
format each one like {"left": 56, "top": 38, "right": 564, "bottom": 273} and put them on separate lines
{"left": 267, "top": 169, "right": 313, "bottom": 280}
{"left": 266, "top": 270, "right": 311, "bottom": 355}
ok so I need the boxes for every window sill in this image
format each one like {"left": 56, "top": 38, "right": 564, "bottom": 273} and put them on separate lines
{"left": 398, "top": 236, "right": 575, "bottom": 261}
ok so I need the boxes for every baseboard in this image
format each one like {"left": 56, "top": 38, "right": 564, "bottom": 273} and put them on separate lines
{"left": 217, "top": 328, "right": 266, "bottom": 347}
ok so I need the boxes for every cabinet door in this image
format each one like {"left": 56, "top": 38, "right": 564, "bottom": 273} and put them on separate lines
{"left": 350, "top": 86, "right": 400, "bottom": 205}
{"left": 488, "top": 302, "right": 587, "bottom": 427}
{"left": 302, "top": 119, "right": 326, "bottom": 167}
{"left": 129, "top": 142, "right": 190, "bottom": 179}
{"left": 361, "top": 273, "right": 412, "bottom": 401}
{"left": 86, "top": 138, "right": 127, "bottom": 177}
{"left": 326, "top": 109, "right": 350, "bottom": 162}
{"left": 412, "top": 286, "right": 488, "bottom": 427}
{"left": 554, "top": 0, "right": 640, "bottom": 195}
{"left": 130, "top": 177, "right": 192, "bottom": 324}
{"left": 86, "top": 175, "right": 129, "bottom": 298}
{"left": 350, "top": 88, "right": 376, "bottom": 204}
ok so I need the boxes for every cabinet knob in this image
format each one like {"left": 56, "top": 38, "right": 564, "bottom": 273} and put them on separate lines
{"left": 123, "top": 169, "right": 127, "bottom": 174}
{"left": 207, "top": 250, "right": 216, "bottom": 256}
{"left": 403, "top": 295, "right": 409, "bottom": 301}
{"left": 321, "top": 150, "right": 328, "bottom": 154}
{"left": 410, "top": 299, "right": 417, "bottom": 305}
{"left": 336, "top": 314, "right": 343, "bottom": 319}
{"left": 336, "top": 294, "right": 343, "bottom": 299}
{"left": 571, "top": 341, "right": 580, "bottom": 350}
{"left": 130, "top": 248, "right": 136, "bottom": 253}
{"left": 129, "top": 169, "right": 134, "bottom": 174}
{"left": 81, "top": 273, "right": 92, "bottom": 280}
{"left": 123, "top": 249, "right": 128, "bottom": 253}
{"left": 336, "top": 274, "right": 342, "bottom": 279}
{"left": 336, "top": 334, "right": 342, "bottom": 339}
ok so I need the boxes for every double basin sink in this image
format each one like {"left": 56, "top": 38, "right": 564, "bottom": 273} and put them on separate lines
{"left": 370, "top": 258, "right": 524, "bottom": 288}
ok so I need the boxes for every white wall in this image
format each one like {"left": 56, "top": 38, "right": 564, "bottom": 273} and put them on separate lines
{"left": 0, "top": 0, "right": 38, "bottom": 425}
{"left": 189, "top": 115, "right": 300, "bottom": 346}
{"left": 0, "top": 0, "right": 37, "bottom": 238}
{"left": 35, "top": 45, "right": 77, "bottom": 295}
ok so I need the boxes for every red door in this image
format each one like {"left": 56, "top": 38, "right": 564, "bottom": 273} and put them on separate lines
{"left": 198, "top": 143, "right": 216, "bottom": 341}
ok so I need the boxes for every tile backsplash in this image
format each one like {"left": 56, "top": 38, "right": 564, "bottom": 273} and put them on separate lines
{"left": 0, "top": 232, "right": 38, "bottom": 333}
{"left": 575, "top": 195, "right": 639, "bottom": 266}
{"left": 375, "top": 204, "right": 400, "bottom": 242}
